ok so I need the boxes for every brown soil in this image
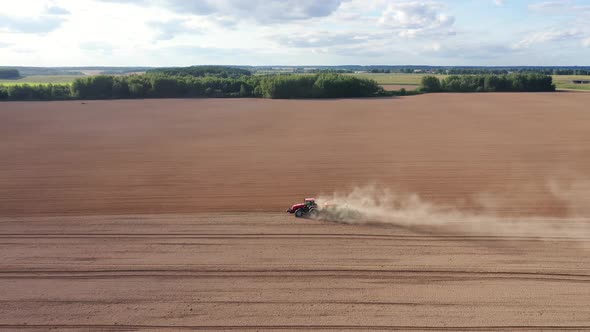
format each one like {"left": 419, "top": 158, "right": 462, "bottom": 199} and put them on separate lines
{"left": 1, "top": 94, "right": 589, "bottom": 217}
{"left": 1, "top": 94, "right": 589, "bottom": 330}
{"left": 1, "top": 213, "right": 589, "bottom": 330}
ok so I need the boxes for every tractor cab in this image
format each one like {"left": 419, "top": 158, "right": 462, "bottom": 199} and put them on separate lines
{"left": 287, "top": 198, "right": 318, "bottom": 218}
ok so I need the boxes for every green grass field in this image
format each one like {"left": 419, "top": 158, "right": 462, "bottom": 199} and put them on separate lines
{"left": 0, "top": 75, "right": 80, "bottom": 85}
{"left": 348, "top": 73, "right": 590, "bottom": 91}
{"left": 550, "top": 75, "right": 590, "bottom": 91}
{"left": 346, "top": 73, "right": 439, "bottom": 85}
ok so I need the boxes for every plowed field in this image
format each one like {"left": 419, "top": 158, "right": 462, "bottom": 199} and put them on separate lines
{"left": 1, "top": 93, "right": 589, "bottom": 330}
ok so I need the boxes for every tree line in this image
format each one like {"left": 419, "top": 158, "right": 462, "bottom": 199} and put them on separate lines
{"left": 258, "top": 73, "right": 381, "bottom": 98}
{"left": 0, "top": 84, "right": 71, "bottom": 100}
{"left": 431, "top": 68, "right": 590, "bottom": 75}
{"left": 419, "top": 73, "right": 555, "bottom": 93}
{"left": 0, "top": 69, "right": 20, "bottom": 79}
{"left": 0, "top": 70, "right": 558, "bottom": 101}
{"left": 0, "top": 73, "right": 383, "bottom": 101}
{"left": 147, "top": 66, "right": 252, "bottom": 79}
{"left": 336, "top": 66, "right": 590, "bottom": 75}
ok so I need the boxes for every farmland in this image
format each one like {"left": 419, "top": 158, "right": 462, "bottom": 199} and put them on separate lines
{"left": 551, "top": 75, "right": 590, "bottom": 91}
{"left": 1, "top": 94, "right": 589, "bottom": 330}
{"left": 348, "top": 72, "right": 445, "bottom": 85}
{"left": 0, "top": 75, "right": 80, "bottom": 85}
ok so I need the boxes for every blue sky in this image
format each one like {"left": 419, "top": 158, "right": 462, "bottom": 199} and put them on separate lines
{"left": 0, "top": 0, "right": 589, "bottom": 66}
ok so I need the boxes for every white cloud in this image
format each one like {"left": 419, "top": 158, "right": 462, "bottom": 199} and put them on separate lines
{"left": 149, "top": 19, "right": 202, "bottom": 41}
{"left": 528, "top": 1, "right": 574, "bottom": 12}
{"left": 0, "top": 15, "right": 65, "bottom": 33}
{"left": 0, "top": 1, "right": 68, "bottom": 33}
{"left": 513, "top": 29, "right": 582, "bottom": 49}
{"left": 79, "top": 41, "right": 115, "bottom": 55}
{"left": 0, "top": 0, "right": 588, "bottom": 66}
{"left": 98, "top": 0, "right": 344, "bottom": 24}
{"left": 494, "top": 0, "right": 505, "bottom": 6}
{"left": 378, "top": 1, "right": 455, "bottom": 38}
{"left": 45, "top": 6, "right": 70, "bottom": 15}
{"left": 276, "top": 32, "right": 370, "bottom": 48}
{"left": 427, "top": 41, "right": 518, "bottom": 60}
{"left": 428, "top": 42, "right": 442, "bottom": 51}
{"left": 527, "top": 0, "right": 590, "bottom": 15}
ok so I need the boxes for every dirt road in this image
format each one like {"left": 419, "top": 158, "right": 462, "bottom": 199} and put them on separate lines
{"left": 0, "top": 94, "right": 589, "bottom": 330}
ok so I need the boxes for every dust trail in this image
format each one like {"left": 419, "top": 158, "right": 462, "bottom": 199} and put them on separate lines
{"left": 316, "top": 184, "right": 590, "bottom": 241}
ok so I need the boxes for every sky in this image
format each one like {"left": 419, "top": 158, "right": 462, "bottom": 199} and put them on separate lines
{"left": 0, "top": 0, "right": 589, "bottom": 66}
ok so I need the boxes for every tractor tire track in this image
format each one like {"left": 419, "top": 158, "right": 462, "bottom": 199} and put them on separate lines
{"left": 0, "top": 268, "right": 589, "bottom": 282}
{"left": 1, "top": 213, "right": 589, "bottom": 328}
{"left": 1, "top": 324, "right": 589, "bottom": 331}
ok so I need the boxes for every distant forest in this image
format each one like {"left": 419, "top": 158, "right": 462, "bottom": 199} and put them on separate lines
{"left": 3, "top": 66, "right": 150, "bottom": 76}
{"left": 147, "top": 66, "right": 251, "bottom": 78}
{"left": 0, "top": 66, "right": 561, "bottom": 101}
{"left": 259, "top": 66, "right": 590, "bottom": 75}
{"left": 366, "top": 67, "right": 590, "bottom": 75}
{"left": 0, "top": 67, "right": 384, "bottom": 100}
{"left": 3, "top": 65, "right": 590, "bottom": 77}
{"left": 0, "top": 68, "right": 20, "bottom": 79}
{"left": 420, "top": 74, "right": 556, "bottom": 93}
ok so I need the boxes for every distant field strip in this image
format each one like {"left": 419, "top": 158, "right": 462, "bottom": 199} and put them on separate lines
{"left": 347, "top": 73, "right": 441, "bottom": 85}
{"left": 551, "top": 75, "right": 590, "bottom": 91}
{"left": 0, "top": 75, "right": 80, "bottom": 85}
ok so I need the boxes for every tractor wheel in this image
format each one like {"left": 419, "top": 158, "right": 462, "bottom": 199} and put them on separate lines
{"left": 294, "top": 209, "right": 305, "bottom": 218}
{"left": 308, "top": 209, "right": 319, "bottom": 219}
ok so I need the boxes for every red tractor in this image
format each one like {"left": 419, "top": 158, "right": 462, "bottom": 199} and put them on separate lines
{"left": 287, "top": 198, "right": 362, "bottom": 221}
{"left": 286, "top": 198, "right": 319, "bottom": 219}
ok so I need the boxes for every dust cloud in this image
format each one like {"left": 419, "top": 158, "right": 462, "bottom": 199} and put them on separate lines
{"left": 316, "top": 183, "right": 590, "bottom": 241}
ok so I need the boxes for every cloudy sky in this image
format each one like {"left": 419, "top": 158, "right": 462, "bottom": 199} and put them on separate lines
{"left": 0, "top": 0, "right": 589, "bottom": 66}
